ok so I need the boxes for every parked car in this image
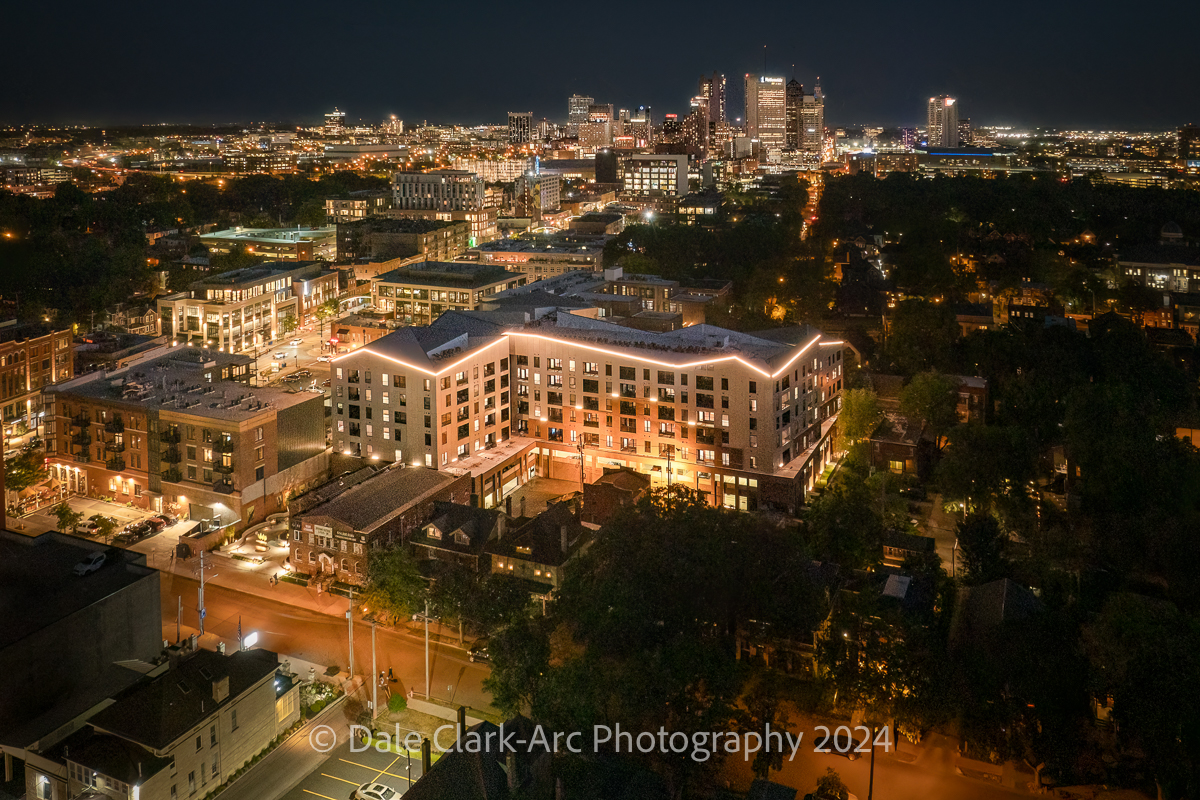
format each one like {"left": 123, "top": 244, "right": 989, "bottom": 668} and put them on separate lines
{"left": 821, "top": 729, "right": 867, "bottom": 761}
{"left": 294, "top": 369, "right": 312, "bottom": 378}
{"left": 353, "top": 784, "right": 400, "bottom": 800}
{"left": 149, "top": 513, "right": 174, "bottom": 527}
{"left": 317, "top": 355, "right": 331, "bottom": 362}
{"left": 75, "top": 520, "right": 101, "bottom": 536}
{"left": 122, "top": 520, "right": 153, "bottom": 540}
{"left": 282, "top": 374, "right": 302, "bottom": 383}
{"left": 321, "top": 378, "right": 331, "bottom": 387}
{"left": 468, "top": 638, "right": 490, "bottom": 663}
{"left": 145, "top": 517, "right": 166, "bottom": 533}
{"left": 73, "top": 551, "right": 107, "bottom": 576}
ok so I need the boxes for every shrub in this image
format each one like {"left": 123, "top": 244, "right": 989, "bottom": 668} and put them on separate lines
{"left": 388, "top": 693, "right": 407, "bottom": 713}
{"left": 325, "top": 664, "right": 340, "bottom": 676}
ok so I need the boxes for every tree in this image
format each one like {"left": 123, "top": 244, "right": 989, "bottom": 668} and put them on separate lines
{"left": 955, "top": 513, "right": 1007, "bottom": 585}
{"left": 315, "top": 298, "right": 339, "bottom": 343}
{"left": 293, "top": 198, "right": 327, "bottom": 228}
{"left": 814, "top": 768, "right": 849, "bottom": 800}
{"left": 95, "top": 515, "right": 118, "bottom": 544}
{"left": 466, "top": 573, "right": 534, "bottom": 634}
{"left": 742, "top": 670, "right": 795, "bottom": 780}
{"left": 4, "top": 450, "right": 46, "bottom": 494}
{"left": 482, "top": 616, "right": 551, "bottom": 717}
{"left": 837, "top": 388, "right": 882, "bottom": 448}
{"left": 899, "top": 371, "right": 959, "bottom": 452}
{"left": 361, "top": 547, "right": 425, "bottom": 622}
{"left": 277, "top": 313, "right": 298, "bottom": 337}
{"left": 52, "top": 500, "right": 84, "bottom": 534}
{"left": 933, "top": 423, "right": 1036, "bottom": 518}
{"left": 884, "top": 300, "right": 959, "bottom": 375}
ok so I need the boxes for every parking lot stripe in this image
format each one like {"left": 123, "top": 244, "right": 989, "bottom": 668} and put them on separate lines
{"left": 320, "top": 773, "right": 360, "bottom": 786}
{"left": 303, "top": 791, "right": 338, "bottom": 800}
{"left": 372, "top": 756, "right": 402, "bottom": 786}
{"left": 335, "top": 759, "right": 416, "bottom": 784}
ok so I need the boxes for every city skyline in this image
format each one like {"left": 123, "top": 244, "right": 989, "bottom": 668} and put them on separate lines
{"left": 2, "top": 0, "right": 1196, "bottom": 130}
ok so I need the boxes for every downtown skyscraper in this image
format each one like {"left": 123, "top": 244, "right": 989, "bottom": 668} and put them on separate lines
{"left": 744, "top": 74, "right": 786, "bottom": 150}
{"left": 926, "top": 95, "right": 959, "bottom": 148}
{"left": 699, "top": 73, "right": 725, "bottom": 125}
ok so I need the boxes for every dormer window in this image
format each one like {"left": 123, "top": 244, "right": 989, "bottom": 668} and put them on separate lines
{"left": 426, "top": 526, "right": 441, "bottom": 540}
{"left": 454, "top": 530, "right": 469, "bottom": 545}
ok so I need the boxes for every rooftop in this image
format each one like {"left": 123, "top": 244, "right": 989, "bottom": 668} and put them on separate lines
{"left": 298, "top": 466, "right": 461, "bottom": 533}
{"left": 374, "top": 260, "right": 525, "bottom": 289}
{"left": 473, "top": 233, "right": 609, "bottom": 255}
{"left": 338, "top": 217, "right": 460, "bottom": 234}
{"left": 412, "top": 502, "right": 502, "bottom": 555}
{"left": 51, "top": 349, "right": 319, "bottom": 423}
{"left": 188, "top": 261, "right": 325, "bottom": 288}
{"left": 199, "top": 227, "right": 335, "bottom": 244}
{"left": 485, "top": 501, "right": 589, "bottom": 567}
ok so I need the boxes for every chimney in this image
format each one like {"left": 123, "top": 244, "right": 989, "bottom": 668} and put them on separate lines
{"left": 560, "top": 524, "right": 568, "bottom": 554}
{"left": 520, "top": 495, "right": 526, "bottom": 517}
{"left": 212, "top": 675, "right": 230, "bottom": 704}
{"left": 505, "top": 495, "right": 513, "bottom": 516}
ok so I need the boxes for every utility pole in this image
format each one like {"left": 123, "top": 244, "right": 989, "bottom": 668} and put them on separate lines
{"left": 576, "top": 439, "right": 585, "bottom": 488}
{"left": 347, "top": 588, "right": 355, "bottom": 680}
{"left": 371, "top": 620, "right": 378, "bottom": 719}
{"left": 176, "top": 596, "right": 181, "bottom": 643}
{"left": 412, "top": 600, "right": 435, "bottom": 699}
{"left": 867, "top": 725, "right": 877, "bottom": 800}
{"left": 198, "top": 550, "right": 207, "bottom": 635}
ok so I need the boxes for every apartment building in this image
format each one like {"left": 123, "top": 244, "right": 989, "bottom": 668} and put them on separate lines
{"left": 199, "top": 227, "right": 337, "bottom": 261}
{"left": 371, "top": 262, "right": 526, "bottom": 325}
{"left": 335, "top": 217, "right": 470, "bottom": 263}
{"left": 44, "top": 349, "right": 327, "bottom": 527}
{"left": 469, "top": 233, "right": 608, "bottom": 280}
{"left": 289, "top": 465, "right": 471, "bottom": 586}
{"left": 392, "top": 170, "right": 485, "bottom": 212}
{"left": 328, "top": 310, "right": 849, "bottom": 513}
{"left": 159, "top": 262, "right": 339, "bottom": 352}
{"left": 324, "top": 189, "right": 394, "bottom": 223}
{"left": 0, "top": 321, "right": 73, "bottom": 433}
{"left": 620, "top": 154, "right": 690, "bottom": 212}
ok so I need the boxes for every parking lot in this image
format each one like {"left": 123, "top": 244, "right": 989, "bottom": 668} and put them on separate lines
{"left": 19, "top": 495, "right": 179, "bottom": 542}
{"left": 280, "top": 734, "right": 424, "bottom": 800}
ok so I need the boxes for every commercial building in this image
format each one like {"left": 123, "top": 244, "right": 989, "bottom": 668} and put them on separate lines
{"left": 452, "top": 156, "right": 533, "bottom": 183}
{"left": 392, "top": 170, "right": 486, "bottom": 213}
{"left": 926, "top": 96, "right": 960, "bottom": 148}
{"left": 513, "top": 169, "right": 561, "bottom": 223}
{"left": 567, "top": 94, "right": 593, "bottom": 136}
{"left": 370, "top": 261, "right": 527, "bottom": 325}
{"left": 744, "top": 75, "right": 787, "bottom": 151}
{"left": 44, "top": 349, "right": 328, "bottom": 526}
{"left": 325, "top": 190, "right": 394, "bottom": 223}
{"left": 0, "top": 531, "right": 160, "bottom": 769}
{"left": 335, "top": 217, "right": 470, "bottom": 262}
{"left": 328, "top": 310, "right": 850, "bottom": 513}
{"left": 799, "top": 83, "right": 825, "bottom": 160}
{"left": 199, "top": 227, "right": 337, "bottom": 262}
{"left": 508, "top": 112, "right": 533, "bottom": 144}
{"left": 383, "top": 207, "right": 498, "bottom": 248}
{"left": 289, "top": 465, "right": 471, "bottom": 585}
{"left": 325, "top": 108, "right": 345, "bottom": 136}
{"left": 785, "top": 79, "right": 804, "bottom": 149}
{"left": 0, "top": 321, "right": 74, "bottom": 435}
{"left": 699, "top": 72, "right": 726, "bottom": 125}
{"left": 159, "top": 262, "right": 339, "bottom": 351}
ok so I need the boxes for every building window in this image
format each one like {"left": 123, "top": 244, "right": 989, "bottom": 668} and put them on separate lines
{"left": 189, "top": 772, "right": 195, "bottom": 795}
{"left": 231, "top": 709, "right": 238, "bottom": 731}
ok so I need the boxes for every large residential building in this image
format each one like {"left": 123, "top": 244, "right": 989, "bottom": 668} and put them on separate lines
{"left": 744, "top": 75, "right": 787, "bottom": 151}
{"left": 370, "top": 262, "right": 527, "bottom": 325}
{"left": 699, "top": 72, "right": 726, "bottom": 125}
{"left": 392, "top": 170, "right": 486, "bottom": 212}
{"left": 289, "top": 465, "right": 471, "bottom": 585}
{"left": 514, "top": 169, "right": 562, "bottom": 223}
{"left": 44, "top": 349, "right": 328, "bottom": 527}
{"left": 159, "top": 262, "right": 338, "bottom": 352}
{"left": 926, "top": 96, "right": 960, "bottom": 148}
{"left": 329, "top": 310, "right": 849, "bottom": 513}
{"left": 335, "top": 217, "right": 470, "bottom": 262}
{"left": 621, "top": 154, "right": 690, "bottom": 208}
{"left": 508, "top": 112, "right": 534, "bottom": 144}
{"left": 0, "top": 321, "right": 74, "bottom": 434}
{"left": 452, "top": 156, "right": 533, "bottom": 183}
{"left": 324, "top": 190, "right": 394, "bottom": 223}
{"left": 567, "top": 94, "right": 593, "bottom": 136}
{"left": 199, "top": 227, "right": 337, "bottom": 262}
{"left": 470, "top": 233, "right": 608, "bottom": 279}
{"left": 383, "top": 207, "right": 498, "bottom": 248}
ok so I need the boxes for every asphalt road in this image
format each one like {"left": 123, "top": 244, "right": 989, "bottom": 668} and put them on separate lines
{"left": 159, "top": 572, "right": 493, "bottom": 711}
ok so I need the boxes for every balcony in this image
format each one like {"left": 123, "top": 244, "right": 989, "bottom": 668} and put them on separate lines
{"left": 161, "top": 446, "right": 182, "bottom": 464}
{"left": 105, "top": 441, "right": 125, "bottom": 453}
{"left": 160, "top": 428, "right": 181, "bottom": 444}
{"left": 70, "top": 413, "right": 90, "bottom": 428}
{"left": 162, "top": 467, "right": 183, "bottom": 483}
{"left": 657, "top": 430, "right": 675, "bottom": 439}
{"left": 583, "top": 419, "right": 600, "bottom": 428}
{"left": 696, "top": 432, "right": 716, "bottom": 446}
{"left": 213, "top": 480, "right": 235, "bottom": 495}
{"left": 105, "top": 418, "right": 124, "bottom": 434}
{"left": 213, "top": 462, "right": 235, "bottom": 475}
{"left": 213, "top": 437, "right": 236, "bottom": 453}
{"left": 71, "top": 432, "right": 92, "bottom": 448}
{"left": 73, "top": 453, "right": 91, "bottom": 464}
{"left": 106, "top": 458, "right": 126, "bottom": 472}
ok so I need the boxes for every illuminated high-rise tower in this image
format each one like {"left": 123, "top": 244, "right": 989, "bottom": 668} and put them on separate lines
{"left": 744, "top": 74, "right": 786, "bottom": 149}
{"left": 699, "top": 73, "right": 725, "bottom": 124}
{"left": 926, "top": 96, "right": 959, "bottom": 148}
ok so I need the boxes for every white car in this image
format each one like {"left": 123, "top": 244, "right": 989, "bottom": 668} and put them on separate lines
{"left": 272, "top": 352, "right": 287, "bottom": 360}
{"left": 317, "top": 355, "right": 331, "bottom": 362}
{"left": 353, "top": 784, "right": 400, "bottom": 800}
{"left": 289, "top": 339, "right": 304, "bottom": 347}
{"left": 75, "top": 520, "right": 102, "bottom": 536}
{"left": 73, "top": 551, "right": 107, "bottom": 576}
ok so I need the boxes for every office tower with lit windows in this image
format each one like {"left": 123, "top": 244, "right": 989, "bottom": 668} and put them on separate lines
{"left": 744, "top": 75, "right": 786, "bottom": 150}
{"left": 324, "top": 108, "right": 345, "bottom": 136}
{"left": 785, "top": 79, "right": 804, "bottom": 149}
{"left": 568, "top": 95, "right": 593, "bottom": 135}
{"left": 508, "top": 111, "right": 534, "bottom": 144}
{"left": 683, "top": 97, "right": 710, "bottom": 158}
{"left": 926, "top": 96, "right": 959, "bottom": 148}
{"left": 799, "top": 82, "right": 824, "bottom": 159}
{"left": 699, "top": 73, "right": 726, "bottom": 125}
{"left": 958, "top": 117, "right": 972, "bottom": 146}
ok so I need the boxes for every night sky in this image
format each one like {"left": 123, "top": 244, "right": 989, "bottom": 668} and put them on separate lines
{"left": 4, "top": 0, "right": 1195, "bottom": 131}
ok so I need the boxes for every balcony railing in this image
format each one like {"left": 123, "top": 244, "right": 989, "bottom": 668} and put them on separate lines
{"left": 73, "top": 453, "right": 91, "bottom": 464}
{"left": 213, "top": 480, "right": 235, "bottom": 494}
{"left": 160, "top": 428, "right": 181, "bottom": 444}
{"left": 105, "top": 441, "right": 125, "bottom": 453}
{"left": 106, "top": 458, "right": 126, "bottom": 472}
{"left": 105, "top": 418, "right": 124, "bottom": 433}
{"left": 70, "top": 413, "right": 90, "bottom": 428}
{"left": 71, "top": 433, "right": 92, "bottom": 447}
{"left": 162, "top": 468, "right": 183, "bottom": 483}
{"left": 213, "top": 437, "right": 235, "bottom": 453}
{"left": 213, "top": 462, "right": 235, "bottom": 474}
{"left": 161, "top": 446, "right": 182, "bottom": 463}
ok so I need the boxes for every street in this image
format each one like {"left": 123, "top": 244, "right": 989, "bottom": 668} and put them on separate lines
{"left": 159, "top": 571, "right": 494, "bottom": 713}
